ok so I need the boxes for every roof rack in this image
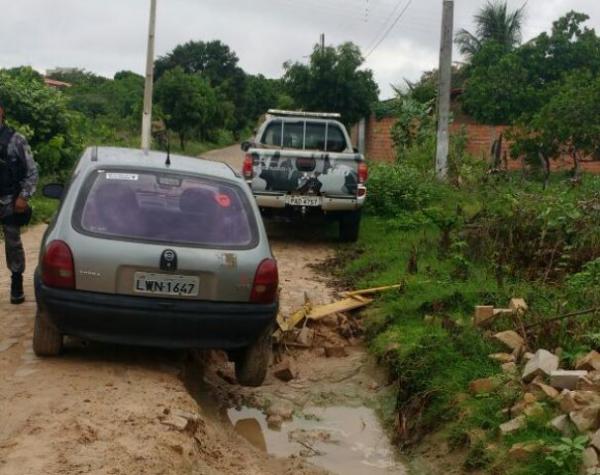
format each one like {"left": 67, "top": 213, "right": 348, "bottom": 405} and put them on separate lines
{"left": 267, "top": 109, "right": 342, "bottom": 119}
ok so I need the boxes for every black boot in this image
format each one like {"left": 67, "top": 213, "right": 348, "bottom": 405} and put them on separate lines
{"left": 11, "top": 273, "right": 25, "bottom": 305}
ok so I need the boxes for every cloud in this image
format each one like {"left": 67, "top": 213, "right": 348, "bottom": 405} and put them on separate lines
{"left": 0, "top": 0, "right": 599, "bottom": 98}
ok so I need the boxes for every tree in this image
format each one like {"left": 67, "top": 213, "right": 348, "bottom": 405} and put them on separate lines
{"left": 283, "top": 42, "right": 379, "bottom": 126}
{"left": 461, "top": 11, "right": 600, "bottom": 125}
{"left": 455, "top": 1, "right": 525, "bottom": 58}
{"left": 460, "top": 43, "right": 540, "bottom": 124}
{"left": 154, "top": 67, "right": 218, "bottom": 149}
{"left": 155, "top": 40, "right": 247, "bottom": 129}
{"left": 0, "top": 67, "right": 81, "bottom": 176}
{"left": 511, "top": 72, "right": 600, "bottom": 183}
{"left": 241, "top": 75, "right": 289, "bottom": 126}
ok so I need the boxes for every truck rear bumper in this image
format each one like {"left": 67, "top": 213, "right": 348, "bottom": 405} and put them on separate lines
{"left": 253, "top": 190, "right": 366, "bottom": 212}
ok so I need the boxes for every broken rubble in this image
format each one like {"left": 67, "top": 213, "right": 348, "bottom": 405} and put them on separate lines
{"left": 161, "top": 415, "right": 191, "bottom": 432}
{"left": 502, "top": 362, "right": 518, "bottom": 375}
{"left": 469, "top": 377, "right": 500, "bottom": 395}
{"left": 494, "top": 331, "right": 525, "bottom": 353}
{"left": 500, "top": 415, "right": 526, "bottom": 435}
{"left": 569, "top": 406, "right": 600, "bottom": 433}
{"left": 266, "top": 415, "right": 283, "bottom": 430}
{"left": 591, "top": 429, "right": 600, "bottom": 452}
{"left": 522, "top": 349, "right": 559, "bottom": 383}
{"left": 548, "top": 414, "right": 574, "bottom": 437}
{"left": 474, "top": 306, "right": 495, "bottom": 327}
{"left": 550, "top": 370, "right": 588, "bottom": 390}
{"left": 583, "top": 447, "right": 600, "bottom": 469}
{"left": 577, "top": 351, "right": 600, "bottom": 372}
{"left": 297, "top": 327, "right": 315, "bottom": 347}
{"left": 511, "top": 394, "right": 537, "bottom": 417}
{"left": 489, "top": 353, "right": 515, "bottom": 364}
{"left": 266, "top": 403, "right": 294, "bottom": 421}
{"left": 508, "top": 442, "right": 542, "bottom": 461}
{"left": 509, "top": 298, "right": 528, "bottom": 315}
{"left": 522, "top": 352, "right": 535, "bottom": 362}
{"left": 531, "top": 381, "right": 560, "bottom": 400}
{"left": 272, "top": 359, "right": 297, "bottom": 382}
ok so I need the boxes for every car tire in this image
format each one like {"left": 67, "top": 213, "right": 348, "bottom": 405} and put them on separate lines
{"left": 339, "top": 210, "right": 362, "bottom": 242}
{"left": 33, "top": 308, "right": 63, "bottom": 357}
{"left": 234, "top": 324, "right": 273, "bottom": 387}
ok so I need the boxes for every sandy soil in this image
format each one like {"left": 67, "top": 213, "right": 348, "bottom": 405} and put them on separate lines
{"left": 0, "top": 223, "right": 329, "bottom": 475}
{"left": 0, "top": 145, "right": 400, "bottom": 475}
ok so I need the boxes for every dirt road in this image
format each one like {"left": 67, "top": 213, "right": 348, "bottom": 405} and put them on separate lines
{"left": 0, "top": 145, "right": 406, "bottom": 475}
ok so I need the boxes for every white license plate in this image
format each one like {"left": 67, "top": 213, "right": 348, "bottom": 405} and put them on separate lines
{"left": 134, "top": 273, "right": 200, "bottom": 297}
{"left": 285, "top": 195, "right": 322, "bottom": 207}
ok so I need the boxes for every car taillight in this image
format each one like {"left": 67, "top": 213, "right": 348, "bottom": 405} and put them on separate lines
{"left": 243, "top": 154, "right": 254, "bottom": 179}
{"left": 250, "top": 259, "right": 278, "bottom": 304}
{"left": 42, "top": 240, "right": 75, "bottom": 289}
{"left": 358, "top": 162, "right": 369, "bottom": 184}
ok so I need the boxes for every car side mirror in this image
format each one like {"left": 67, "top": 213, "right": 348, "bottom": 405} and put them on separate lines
{"left": 241, "top": 141, "right": 252, "bottom": 152}
{"left": 43, "top": 183, "right": 64, "bottom": 200}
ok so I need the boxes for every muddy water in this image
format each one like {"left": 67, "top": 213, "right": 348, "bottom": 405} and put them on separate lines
{"left": 228, "top": 405, "right": 407, "bottom": 475}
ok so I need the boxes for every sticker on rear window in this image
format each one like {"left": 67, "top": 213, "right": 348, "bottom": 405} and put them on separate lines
{"left": 106, "top": 173, "right": 139, "bottom": 181}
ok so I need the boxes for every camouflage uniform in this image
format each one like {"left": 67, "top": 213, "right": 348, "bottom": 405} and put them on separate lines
{"left": 0, "top": 128, "right": 39, "bottom": 275}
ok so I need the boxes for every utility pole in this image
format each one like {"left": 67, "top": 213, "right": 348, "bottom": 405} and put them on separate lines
{"left": 320, "top": 33, "right": 325, "bottom": 53}
{"left": 435, "top": 0, "right": 454, "bottom": 180}
{"left": 141, "top": 0, "right": 157, "bottom": 153}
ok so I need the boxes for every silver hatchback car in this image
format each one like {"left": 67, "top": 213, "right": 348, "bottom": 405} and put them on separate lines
{"left": 34, "top": 147, "right": 278, "bottom": 386}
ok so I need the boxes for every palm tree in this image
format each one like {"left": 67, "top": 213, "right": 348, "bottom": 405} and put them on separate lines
{"left": 455, "top": 1, "right": 526, "bottom": 58}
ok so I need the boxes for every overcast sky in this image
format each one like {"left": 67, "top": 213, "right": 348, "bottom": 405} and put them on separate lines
{"left": 2, "top": 0, "right": 600, "bottom": 98}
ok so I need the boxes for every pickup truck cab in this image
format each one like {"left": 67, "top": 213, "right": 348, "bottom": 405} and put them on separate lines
{"left": 242, "top": 110, "right": 367, "bottom": 242}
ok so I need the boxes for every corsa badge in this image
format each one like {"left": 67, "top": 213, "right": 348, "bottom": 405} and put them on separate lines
{"left": 160, "top": 249, "right": 178, "bottom": 272}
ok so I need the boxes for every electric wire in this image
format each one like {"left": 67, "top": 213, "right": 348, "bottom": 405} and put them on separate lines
{"left": 365, "top": 0, "right": 413, "bottom": 59}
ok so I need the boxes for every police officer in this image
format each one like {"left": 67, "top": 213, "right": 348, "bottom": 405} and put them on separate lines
{"left": 0, "top": 100, "right": 39, "bottom": 305}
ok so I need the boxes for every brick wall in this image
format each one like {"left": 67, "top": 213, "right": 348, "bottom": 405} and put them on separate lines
{"left": 353, "top": 114, "right": 600, "bottom": 173}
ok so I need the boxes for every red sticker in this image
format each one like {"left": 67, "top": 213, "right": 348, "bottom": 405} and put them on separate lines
{"left": 215, "top": 193, "right": 232, "bottom": 208}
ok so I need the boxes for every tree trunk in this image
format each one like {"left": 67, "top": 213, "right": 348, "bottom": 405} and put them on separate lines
{"left": 179, "top": 132, "right": 186, "bottom": 151}
{"left": 572, "top": 149, "right": 582, "bottom": 182}
{"left": 538, "top": 152, "right": 550, "bottom": 189}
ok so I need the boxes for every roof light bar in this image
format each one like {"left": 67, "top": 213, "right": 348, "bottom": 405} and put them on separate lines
{"left": 267, "top": 109, "right": 342, "bottom": 119}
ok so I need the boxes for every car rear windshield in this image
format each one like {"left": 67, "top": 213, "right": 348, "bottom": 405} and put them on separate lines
{"left": 75, "top": 170, "right": 258, "bottom": 249}
{"left": 261, "top": 120, "right": 348, "bottom": 152}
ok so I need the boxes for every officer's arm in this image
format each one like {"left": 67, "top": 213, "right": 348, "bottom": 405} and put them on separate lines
{"left": 16, "top": 136, "right": 39, "bottom": 200}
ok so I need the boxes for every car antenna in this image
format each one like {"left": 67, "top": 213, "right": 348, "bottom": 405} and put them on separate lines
{"left": 165, "top": 135, "right": 171, "bottom": 167}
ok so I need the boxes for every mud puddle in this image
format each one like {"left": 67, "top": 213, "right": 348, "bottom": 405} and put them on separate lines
{"left": 228, "top": 405, "right": 406, "bottom": 475}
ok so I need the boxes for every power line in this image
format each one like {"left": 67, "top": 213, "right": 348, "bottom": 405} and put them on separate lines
{"left": 365, "top": 0, "right": 413, "bottom": 59}
{"left": 363, "top": 0, "right": 407, "bottom": 53}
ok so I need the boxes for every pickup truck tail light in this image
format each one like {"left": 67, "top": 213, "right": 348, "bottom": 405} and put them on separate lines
{"left": 243, "top": 154, "right": 254, "bottom": 179}
{"left": 42, "top": 240, "right": 75, "bottom": 289}
{"left": 250, "top": 258, "right": 278, "bottom": 304}
{"left": 358, "top": 162, "right": 369, "bottom": 184}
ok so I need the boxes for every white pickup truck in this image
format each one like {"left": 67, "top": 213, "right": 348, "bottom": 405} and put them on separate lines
{"left": 241, "top": 110, "right": 368, "bottom": 242}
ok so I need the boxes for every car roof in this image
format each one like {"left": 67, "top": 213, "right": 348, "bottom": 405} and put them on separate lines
{"left": 76, "top": 146, "right": 238, "bottom": 180}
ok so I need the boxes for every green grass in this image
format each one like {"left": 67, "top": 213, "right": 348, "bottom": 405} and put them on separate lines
{"left": 333, "top": 172, "right": 600, "bottom": 474}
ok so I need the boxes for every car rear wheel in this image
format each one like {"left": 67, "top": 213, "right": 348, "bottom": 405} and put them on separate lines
{"left": 234, "top": 324, "right": 273, "bottom": 387}
{"left": 33, "top": 308, "right": 63, "bottom": 357}
{"left": 339, "top": 210, "right": 362, "bottom": 242}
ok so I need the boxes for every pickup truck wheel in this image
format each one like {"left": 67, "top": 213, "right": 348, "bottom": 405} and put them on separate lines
{"left": 339, "top": 211, "right": 362, "bottom": 242}
{"left": 33, "top": 308, "right": 63, "bottom": 357}
{"left": 234, "top": 324, "right": 273, "bottom": 387}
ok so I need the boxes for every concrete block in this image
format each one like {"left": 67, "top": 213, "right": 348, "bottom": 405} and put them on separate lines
{"left": 550, "top": 370, "right": 588, "bottom": 390}
{"left": 522, "top": 349, "right": 559, "bottom": 383}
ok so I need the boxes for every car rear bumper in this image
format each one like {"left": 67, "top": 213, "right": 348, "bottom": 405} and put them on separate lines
{"left": 35, "top": 274, "right": 277, "bottom": 350}
{"left": 253, "top": 189, "right": 366, "bottom": 211}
